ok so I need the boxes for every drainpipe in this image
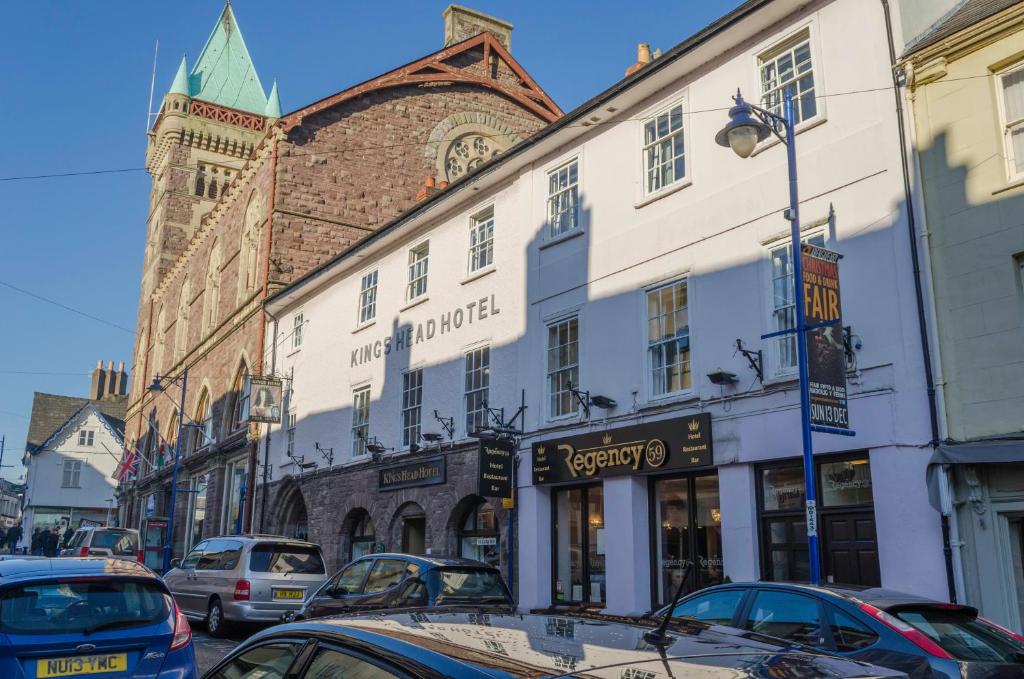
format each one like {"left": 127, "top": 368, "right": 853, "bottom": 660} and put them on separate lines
{"left": 259, "top": 307, "right": 279, "bottom": 533}
{"left": 880, "top": 0, "right": 963, "bottom": 603}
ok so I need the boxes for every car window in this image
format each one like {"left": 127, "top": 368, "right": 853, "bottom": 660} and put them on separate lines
{"left": 219, "top": 541, "right": 244, "bottom": 570}
{"left": 895, "top": 608, "right": 1024, "bottom": 662}
{"left": 181, "top": 541, "right": 207, "bottom": 570}
{"left": 91, "top": 531, "right": 137, "bottom": 555}
{"left": 304, "top": 648, "right": 401, "bottom": 679}
{"left": 672, "top": 589, "right": 745, "bottom": 625}
{"left": 432, "top": 568, "right": 511, "bottom": 604}
{"left": 249, "top": 544, "right": 325, "bottom": 574}
{"left": 335, "top": 560, "right": 372, "bottom": 595}
{"left": 746, "top": 590, "right": 824, "bottom": 648}
{"left": 68, "top": 531, "right": 87, "bottom": 549}
{"left": 827, "top": 605, "right": 878, "bottom": 651}
{"left": 0, "top": 578, "right": 169, "bottom": 635}
{"left": 364, "top": 559, "right": 408, "bottom": 594}
{"left": 209, "top": 643, "right": 300, "bottom": 679}
{"left": 197, "top": 539, "right": 227, "bottom": 570}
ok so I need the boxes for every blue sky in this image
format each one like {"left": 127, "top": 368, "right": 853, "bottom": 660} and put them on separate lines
{"left": 0, "top": 0, "right": 744, "bottom": 481}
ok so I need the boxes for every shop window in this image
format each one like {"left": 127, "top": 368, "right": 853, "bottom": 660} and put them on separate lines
{"left": 222, "top": 459, "right": 246, "bottom": 535}
{"left": 553, "top": 485, "right": 604, "bottom": 605}
{"left": 460, "top": 500, "right": 499, "bottom": 568}
{"left": 652, "top": 474, "right": 722, "bottom": 606}
{"left": 186, "top": 474, "right": 208, "bottom": 553}
{"left": 819, "top": 458, "right": 873, "bottom": 507}
{"left": 349, "top": 511, "right": 375, "bottom": 561}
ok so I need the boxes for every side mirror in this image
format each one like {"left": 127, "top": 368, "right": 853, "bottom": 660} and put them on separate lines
{"left": 169, "top": 558, "right": 181, "bottom": 569}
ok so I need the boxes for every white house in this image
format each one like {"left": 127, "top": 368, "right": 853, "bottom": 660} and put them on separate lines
{"left": 259, "top": 0, "right": 949, "bottom": 614}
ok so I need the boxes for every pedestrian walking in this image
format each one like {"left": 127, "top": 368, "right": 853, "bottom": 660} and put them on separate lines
{"left": 44, "top": 528, "right": 59, "bottom": 557}
{"left": 30, "top": 528, "right": 41, "bottom": 556}
{"left": 7, "top": 524, "right": 21, "bottom": 554}
{"left": 62, "top": 526, "right": 74, "bottom": 550}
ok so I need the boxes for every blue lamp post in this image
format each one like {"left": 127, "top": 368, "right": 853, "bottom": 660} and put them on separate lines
{"left": 715, "top": 87, "right": 824, "bottom": 584}
{"left": 148, "top": 368, "right": 189, "bottom": 575}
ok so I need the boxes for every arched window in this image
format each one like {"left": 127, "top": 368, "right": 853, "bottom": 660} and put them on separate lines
{"left": 208, "top": 177, "right": 218, "bottom": 200}
{"left": 459, "top": 500, "right": 499, "bottom": 568}
{"left": 163, "top": 410, "right": 179, "bottom": 470}
{"left": 143, "top": 410, "right": 160, "bottom": 478}
{"left": 192, "top": 389, "right": 213, "bottom": 453}
{"left": 153, "top": 308, "right": 166, "bottom": 379}
{"left": 229, "top": 362, "right": 249, "bottom": 432}
{"left": 195, "top": 166, "right": 206, "bottom": 197}
{"left": 202, "top": 246, "right": 222, "bottom": 335}
{"left": 350, "top": 510, "right": 375, "bottom": 562}
{"left": 174, "top": 280, "right": 191, "bottom": 362}
{"left": 238, "top": 195, "right": 263, "bottom": 302}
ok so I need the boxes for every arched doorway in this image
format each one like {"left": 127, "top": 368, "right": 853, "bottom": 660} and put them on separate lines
{"left": 458, "top": 498, "right": 500, "bottom": 568}
{"left": 341, "top": 508, "right": 376, "bottom": 563}
{"left": 392, "top": 502, "right": 426, "bottom": 555}
{"left": 279, "top": 484, "right": 308, "bottom": 541}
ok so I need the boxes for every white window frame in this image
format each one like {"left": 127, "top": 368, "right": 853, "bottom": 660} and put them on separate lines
{"left": 645, "top": 279, "right": 693, "bottom": 399}
{"left": 464, "top": 346, "right": 491, "bottom": 434}
{"left": 62, "top": 460, "right": 82, "bottom": 488}
{"left": 285, "top": 409, "right": 297, "bottom": 457}
{"left": 996, "top": 62, "right": 1024, "bottom": 181}
{"left": 407, "top": 242, "right": 430, "bottom": 301}
{"left": 546, "top": 315, "right": 580, "bottom": 419}
{"left": 292, "top": 312, "right": 304, "bottom": 350}
{"left": 468, "top": 208, "right": 495, "bottom": 273}
{"left": 401, "top": 369, "right": 423, "bottom": 448}
{"left": 358, "top": 270, "right": 378, "bottom": 325}
{"left": 755, "top": 26, "right": 822, "bottom": 136}
{"left": 546, "top": 158, "right": 580, "bottom": 240}
{"left": 765, "top": 230, "right": 827, "bottom": 377}
{"left": 77, "top": 430, "right": 94, "bottom": 447}
{"left": 641, "top": 100, "right": 688, "bottom": 196}
{"left": 351, "top": 386, "right": 371, "bottom": 457}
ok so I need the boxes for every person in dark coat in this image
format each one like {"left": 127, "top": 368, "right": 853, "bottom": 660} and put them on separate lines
{"left": 30, "top": 528, "right": 41, "bottom": 556}
{"left": 62, "top": 526, "right": 74, "bottom": 550}
{"left": 6, "top": 524, "right": 21, "bottom": 553}
{"left": 44, "top": 529, "right": 59, "bottom": 557}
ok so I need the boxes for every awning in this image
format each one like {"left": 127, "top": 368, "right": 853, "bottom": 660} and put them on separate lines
{"left": 926, "top": 440, "right": 1024, "bottom": 510}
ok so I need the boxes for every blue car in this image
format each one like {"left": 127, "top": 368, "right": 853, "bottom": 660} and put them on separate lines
{"left": 0, "top": 557, "right": 197, "bottom": 678}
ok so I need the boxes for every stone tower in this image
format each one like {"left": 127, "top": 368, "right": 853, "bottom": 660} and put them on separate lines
{"left": 133, "top": 1, "right": 279, "bottom": 393}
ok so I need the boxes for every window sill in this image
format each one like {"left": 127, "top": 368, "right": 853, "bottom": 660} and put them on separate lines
{"left": 461, "top": 266, "right": 496, "bottom": 285}
{"left": 401, "top": 296, "right": 429, "bottom": 313}
{"left": 352, "top": 320, "right": 376, "bottom": 335}
{"left": 539, "top": 228, "right": 585, "bottom": 251}
{"left": 634, "top": 178, "right": 692, "bottom": 209}
{"left": 286, "top": 347, "right": 301, "bottom": 358}
{"left": 762, "top": 372, "right": 799, "bottom": 388}
{"left": 992, "top": 176, "right": 1024, "bottom": 195}
{"left": 642, "top": 389, "right": 699, "bottom": 407}
{"left": 749, "top": 115, "right": 828, "bottom": 157}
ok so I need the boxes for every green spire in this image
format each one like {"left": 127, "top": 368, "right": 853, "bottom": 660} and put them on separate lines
{"left": 169, "top": 55, "right": 189, "bottom": 95}
{"left": 264, "top": 80, "right": 281, "bottom": 118}
{"left": 188, "top": 2, "right": 268, "bottom": 115}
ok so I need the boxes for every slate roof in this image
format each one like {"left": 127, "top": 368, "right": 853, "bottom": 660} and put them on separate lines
{"left": 904, "top": 0, "right": 1024, "bottom": 55}
{"left": 25, "top": 393, "right": 127, "bottom": 454}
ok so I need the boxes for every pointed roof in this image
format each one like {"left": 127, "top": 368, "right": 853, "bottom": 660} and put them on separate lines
{"left": 170, "top": 55, "right": 190, "bottom": 95}
{"left": 27, "top": 400, "right": 125, "bottom": 456}
{"left": 187, "top": 2, "right": 268, "bottom": 115}
{"left": 264, "top": 80, "right": 281, "bottom": 118}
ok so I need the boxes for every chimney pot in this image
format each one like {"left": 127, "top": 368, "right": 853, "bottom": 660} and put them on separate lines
{"left": 439, "top": 180, "right": 449, "bottom": 189}
{"left": 625, "top": 42, "right": 653, "bottom": 77}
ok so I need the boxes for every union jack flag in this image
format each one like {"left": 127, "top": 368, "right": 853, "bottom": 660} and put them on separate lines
{"left": 114, "top": 448, "right": 139, "bottom": 481}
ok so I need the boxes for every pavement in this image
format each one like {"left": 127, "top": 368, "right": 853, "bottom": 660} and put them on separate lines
{"left": 191, "top": 625, "right": 248, "bottom": 675}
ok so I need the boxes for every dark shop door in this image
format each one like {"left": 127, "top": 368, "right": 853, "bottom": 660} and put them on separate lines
{"left": 822, "top": 512, "right": 880, "bottom": 586}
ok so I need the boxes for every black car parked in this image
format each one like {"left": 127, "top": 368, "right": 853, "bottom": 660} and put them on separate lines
{"left": 208, "top": 609, "right": 905, "bottom": 678}
{"left": 657, "top": 582, "right": 1024, "bottom": 678}
{"left": 292, "top": 554, "right": 513, "bottom": 620}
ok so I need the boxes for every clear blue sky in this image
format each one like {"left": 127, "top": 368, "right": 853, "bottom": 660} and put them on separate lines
{"left": 0, "top": 0, "right": 744, "bottom": 481}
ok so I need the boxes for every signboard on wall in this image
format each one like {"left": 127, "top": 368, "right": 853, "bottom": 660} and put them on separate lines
{"left": 378, "top": 456, "right": 446, "bottom": 491}
{"left": 532, "top": 413, "right": 712, "bottom": 486}
{"left": 245, "top": 377, "right": 283, "bottom": 424}
{"left": 801, "top": 243, "right": 849, "bottom": 429}
{"left": 478, "top": 439, "right": 515, "bottom": 499}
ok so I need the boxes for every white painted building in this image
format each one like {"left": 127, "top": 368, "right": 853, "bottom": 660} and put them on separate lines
{"left": 262, "top": 0, "right": 948, "bottom": 613}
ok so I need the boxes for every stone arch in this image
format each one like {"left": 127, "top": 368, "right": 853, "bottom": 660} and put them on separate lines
{"left": 339, "top": 506, "right": 376, "bottom": 565}
{"left": 226, "top": 357, "right": 250, "bottom": 435}
{"left": 388, "top": 501, "right": 426, "bottom": 554}
{"left": 275, "top": 477, "right": 309, "bottom": 540}
{"left": 426, "top": 113, "right": 522, "bottom": 182}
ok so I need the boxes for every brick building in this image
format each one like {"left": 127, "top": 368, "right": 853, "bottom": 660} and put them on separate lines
{"left": 117, "top": 2, "right": 559, "bottom": 561}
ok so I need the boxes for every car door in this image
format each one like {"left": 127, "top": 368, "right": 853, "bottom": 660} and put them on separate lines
{"left": 206, "top": 641, "right": 304, "bottom": 679}
{"left": 305, "top": 558, "right": 372, "bottom": 619}
{"left": 741, "top": 588, "right": 829, "bottom": 650}
{"left": 164, "top": 540, "right": 206, "bottom": 616}
{"left": 671, "top": 587, "right": 750, "bottom": 626}
{"left": 192, "top": 539, "right": 228, "bottom": 611}
{"left": 357, "top": 559, "right": 411, "bottom": 609}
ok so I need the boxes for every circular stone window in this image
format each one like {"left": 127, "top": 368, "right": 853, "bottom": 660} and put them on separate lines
{"left": 444, "top": 133, "right": 506, "bottom": 181}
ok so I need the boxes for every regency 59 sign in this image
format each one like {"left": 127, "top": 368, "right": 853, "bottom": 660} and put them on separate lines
{"left": 531, "top": 413, "right": 712, "bottom": 485}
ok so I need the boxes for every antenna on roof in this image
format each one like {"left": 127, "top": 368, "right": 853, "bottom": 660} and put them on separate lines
{"left": 146, "top": 39, "right": 159, "bottom": 133}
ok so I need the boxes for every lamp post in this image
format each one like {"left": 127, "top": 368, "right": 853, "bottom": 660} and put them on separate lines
{"left": 148, "top": 367, "right": 188, "bottom": 574}
{"left": 715, "top": 86, "right": 822, "bottom": 585}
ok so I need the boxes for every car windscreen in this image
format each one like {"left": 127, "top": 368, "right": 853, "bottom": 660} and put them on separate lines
{"left": 0, "top": 578, "right": 169, "bottom": 635}
{"left": 248, "top": 544, "right": 325, "bottom": 574}
{"left": 430, "top": 568, "right": 511, "bottom": 604}
{"left": 895, "top": 607, "right": 1024, "bottom": 663}
{"left": 89, "top": 531, "right": 137, "bottom": 555}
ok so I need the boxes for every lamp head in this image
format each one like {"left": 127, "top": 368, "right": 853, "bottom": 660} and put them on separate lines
{"left": 147, "top": 376, "right": 165, "bottom": 393}
{"left": 715, "top": 90, "right": 771, "bottom": 158}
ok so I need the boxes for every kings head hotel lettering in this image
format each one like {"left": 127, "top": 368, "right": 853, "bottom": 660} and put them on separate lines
{"left": 801, "top": 244, "right": 850, "bottom": 429}
{"left": 379, "top": 456, "right": 446, "bottom": 491}
{"left": 351, "top": 295, "right": 500, "bottom": 368}
{"left": 532, "top": 413, "right": 712, "bottom": 485}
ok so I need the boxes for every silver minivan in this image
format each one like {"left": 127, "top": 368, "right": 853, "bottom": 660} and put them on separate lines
{"left": 163, "top": 534, "right": 327, "bottom": 637}
{"left": 60, "top": 526, "right": 141, "bottom": 562}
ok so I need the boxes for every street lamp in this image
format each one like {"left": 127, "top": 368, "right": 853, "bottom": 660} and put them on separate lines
{"left": 148, "top": 368, "right": 188, "bottom": 575}
{"left": 715, "top": 86, "right": 824, "bottom": 585}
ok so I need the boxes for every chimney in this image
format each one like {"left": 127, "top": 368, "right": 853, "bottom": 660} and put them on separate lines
{"left": 416, "top": 176, "right": 441, "bottom": 202}
{"left": 115, "top": 361, "right": 128, "bottom": 397}
{"left": 90, "top": 360, "right": 107, "bottom": 401}
{"left": 625, "top": 42, "right": 652, "bottom": 77}
{"left": 443, "top": 5, "right": 512, "bottom": 51}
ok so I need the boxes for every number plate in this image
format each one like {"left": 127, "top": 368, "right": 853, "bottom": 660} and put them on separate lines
{"left": 273, "top": 588, "right": 303, "bottom": 600}
{"left": 37, "top": 653, "right": 128, "bottom": 677}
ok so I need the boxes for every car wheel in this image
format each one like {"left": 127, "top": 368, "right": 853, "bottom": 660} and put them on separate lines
{"left": 207, "top": 598, "right": 229, "bottom": 638}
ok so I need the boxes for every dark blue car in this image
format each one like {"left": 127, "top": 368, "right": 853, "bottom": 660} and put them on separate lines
{"left": 659, "top": 582, "right": 1024, "bottom": 678}
{"left": 0, "top": 557, "right": 197, "bottom": 678}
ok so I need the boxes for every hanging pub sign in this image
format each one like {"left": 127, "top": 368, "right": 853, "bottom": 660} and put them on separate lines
{"left": 245, "top": 376, "right": 283, "bottom": 424}
{"left": 478, "top": 439, "right": 515, "bottom": 499}
{"left": 532, "top": 413, "right": 712, "bottom": 486}
{"left": 802, "top": 243, "right": 850, "bottom": 429}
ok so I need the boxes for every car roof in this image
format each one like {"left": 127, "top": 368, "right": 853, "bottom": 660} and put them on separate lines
{"left": 77, "top": 526, "right": 136, "bottom": 533}
{"left": 676, "top": 581, "right": 953, "bottom": 611}
{"left": 204, "top": 534, "right": 320, "bottom": 548}
{"left": 355, "top": 553, "right": 494, "bottom": 569}
{"left": 0, "top": 557, "right": 157, "bottom": 585}
{"left": 243, "top": 610, "right": 900, "bottom": 677}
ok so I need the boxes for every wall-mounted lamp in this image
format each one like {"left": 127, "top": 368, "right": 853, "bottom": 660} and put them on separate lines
{"left": 590, "top": 394, "right": 617, "bottom": 410}
{"left": 432, "top": 411, "right": 455, "bottom": 440}
{"left": 421, "top": 432, "right": 444, "bottom": 443}
{"left": 314, "top": 442, "right": 334, "bottom": 467}
{"left": 707, "top": 368, "right": 738, "bottom": 385}
{"left": 735, "top": 339, "right": 763, "bottom": 383}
